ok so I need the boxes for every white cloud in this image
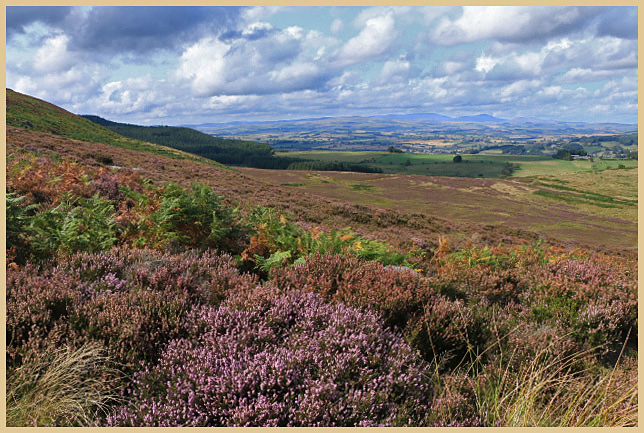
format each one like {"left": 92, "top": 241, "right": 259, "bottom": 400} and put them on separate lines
{"left": 175, "top": 37, "right": 231, "bottom": 97}
{"left": 430, "top": 6, "right": 598, "bottom": 45}
{"left": 271, "top": 62, "right": 323, "bottom": 89}
{"left": 9, "top": 60, "right": 106, "bottom": 109}
{"left": 475, "top": 37, "right": 578, "bottom": 80}
{"left": 560, "top": 68, "right": 613, "bottom": 83}
{"left": 372, "top": 59, "right": 410, "bottom": 85}
{"left": 475, "top": 56, "right": 496, "bottom": 74}
{"left": 240, "top": 6, "right": 284, "bottom": 23}
{"left": 242, "top": 21, "right": 274, "bottom": 37}
{"left": 33, "top": 34, "right": 77, "bottom": 73}
{"left": 439, "top": 60, "right": 469, "bottom": 76}
{"left": 333, "top": 11, "right": 398, "bottom": 67}
{"left": 88, "top": 75, "right": 167, "bottom": 116}
{"left": 205, "top": 94, "right": 261, "bottom": 110}
{"left": 498, "top": 79, "right": 541, "bottom": 102}
{"left": 175, "top": 23, "right": 332, "bottom": 97}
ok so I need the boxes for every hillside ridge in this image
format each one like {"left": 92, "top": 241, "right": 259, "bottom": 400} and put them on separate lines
{"left": 6, "top": 89, "right": 229, "bottom": 169}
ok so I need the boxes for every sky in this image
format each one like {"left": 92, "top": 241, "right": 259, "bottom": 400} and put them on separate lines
{"left": 6, "top": 6, "right": 638, "bottom": 125}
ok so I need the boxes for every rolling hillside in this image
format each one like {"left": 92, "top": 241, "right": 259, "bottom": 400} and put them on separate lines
{"left": 82, "top": 114, "right": 278, "bottom": 166}
{"left": 5, "top": 89, "right": 637, "bottom": 427}
{"left": 6, "top": 89, "right": 228, "bottom": 169}
{"left": 5, "top": 89, "right": 636, "bottom": 253}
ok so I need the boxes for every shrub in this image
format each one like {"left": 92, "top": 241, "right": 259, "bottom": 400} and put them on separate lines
{"left": 7, "top": 248, "right": 258, "bottom": 376}
{"left": 242, "top": 207, "right": 410, "bottom": 272}
{"left": 6, "top": 192, "right": 35, "bottom": 249}
{"left": 27, "top": 193, "right": 117, "bottom": 258}
{"left": 407, "top": 296, "right": 484, "bottom": 369}
{"left": 109, "top": 290, "right": 433, "bottom": 426}
{"left": 271, "top": 253, "right": 429, "bottom": 329}
{"left": 120, "top": 248, "right": 258, "bottom": 305}
{"left": 6, "top": 191, "right": 38, "bottom": 263}
{"left": 132, "top": 182, "right": 244, "bottom": 252}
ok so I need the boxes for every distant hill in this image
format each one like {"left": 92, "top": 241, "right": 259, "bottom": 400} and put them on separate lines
{"left": 453, "top": 114, "right": 506, "bottom": 123}
{"left": 371, "top": 113, "right": 452, "bottom": 122}
{"left": 82, "top": 115, "right": 278, "bottom": 167}
{"left": 185, "top": 112, "right": 636, "bottom": 141}
{"left": 6, "top": 89, "right": 227, "bottom": 168}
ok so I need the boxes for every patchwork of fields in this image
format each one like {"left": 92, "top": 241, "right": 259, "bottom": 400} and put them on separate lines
{"left": 276, "top": 150, "right": 638, "bottom": 178}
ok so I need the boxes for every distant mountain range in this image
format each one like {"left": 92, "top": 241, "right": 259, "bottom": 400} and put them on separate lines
{"left": 184, "top": 112, "right": 636, "bottom": 143}
{"left": 184, "top": 112, "right": 636, "bottom": 129}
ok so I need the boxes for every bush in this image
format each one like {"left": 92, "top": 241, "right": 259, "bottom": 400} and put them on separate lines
{"left": 132, "top": 182, "right": 244, "bottom": 252}
{"left": 7, "top": 248, "right": 258, "bottom": 376}
{"left": 242, "top": 207, "right": 410, "bottom": 273}
{"left": 271, "top": 253, "right": 428, "bottom": 329}
{"left": 27, "top": 193, "right": 117, "bottom": 258}
{"left": 407, "top": 296, "right": 484, "bottom": 369}
{"left": 6, "top": 191, "right": 38, "bottom": 263}
{"left": 109, "top": 290, "right": 432, "bottom": 426}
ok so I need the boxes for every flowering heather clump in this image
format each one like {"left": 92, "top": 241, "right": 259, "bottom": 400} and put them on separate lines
{"left": 271, "top": 253, "right": 430, "bottom": 329}
{"left": 7, "top": 263, "right": 84, "bottom": 368}
{"left": 90, "top": 168, "right": 124, "bottom": 202}
{"left": 525, "top": 256, "right": 637, "bottom": 350}
{"left": 429, "top": 244, "right": 637, "bottom": 354}
{"left": 6, "top": 261, "right": 188, "bottom": 374}
{"left": 427, "top": 373, "right": 482, "bottom": 427}
{"left": 109, "top": 290, "right": 433, "bottom": 426}
{"left": 122, "top": 248, "right": 258, "bottom": 305}
{"left": 7, "top": 248, "right": 258, "bottom": 375}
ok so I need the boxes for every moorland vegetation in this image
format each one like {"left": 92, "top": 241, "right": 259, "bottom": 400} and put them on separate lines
{"left": 5, "top": 90, "right": 638, "bottom": 427}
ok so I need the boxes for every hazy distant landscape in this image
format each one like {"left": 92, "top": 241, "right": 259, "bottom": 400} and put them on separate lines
{"left": 187, "top": 113, "right": 637, "bottom": 153}
{"left": 6, "top": 5, "right": 638, "bottom": 428}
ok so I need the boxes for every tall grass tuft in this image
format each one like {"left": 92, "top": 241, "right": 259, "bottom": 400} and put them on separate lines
{"left": 469, "top": 333, "right": 637, "bottom": 427}
{"left": 6, "top": 343, "right": 121, "bottom": 426}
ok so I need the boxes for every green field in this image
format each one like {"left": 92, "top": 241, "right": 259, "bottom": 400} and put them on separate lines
{"left": 277, "top": 151, "right": 637, "bottom": 178}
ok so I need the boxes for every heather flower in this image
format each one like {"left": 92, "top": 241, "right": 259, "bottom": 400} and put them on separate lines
{"left": 109, "top": 290, "right": 432, "bottom": 427}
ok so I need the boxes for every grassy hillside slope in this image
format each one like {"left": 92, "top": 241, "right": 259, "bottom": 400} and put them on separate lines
{"left": 82, "top": 114, "right": 276, "bottom": 166}
{"left": 240, "top": 166, "right": 637, "bottom": 252}
{"left": 6, "top": 89, "right": 228, "bottom": 168}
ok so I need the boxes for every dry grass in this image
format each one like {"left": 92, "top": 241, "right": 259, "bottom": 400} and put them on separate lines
{"left": 469, "top": 332, "right": 637, "bottom": 427}
{"left": 6, "top": 343, "right": 121, "bottom": 426}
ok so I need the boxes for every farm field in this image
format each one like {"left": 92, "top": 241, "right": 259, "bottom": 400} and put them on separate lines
{"left": 276, "top": 150, "right": 638, "bottom": 178}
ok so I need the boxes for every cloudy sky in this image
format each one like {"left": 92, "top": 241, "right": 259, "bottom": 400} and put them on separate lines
{"left": 6, "top": 6, "right": 638, "bottom": 125}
